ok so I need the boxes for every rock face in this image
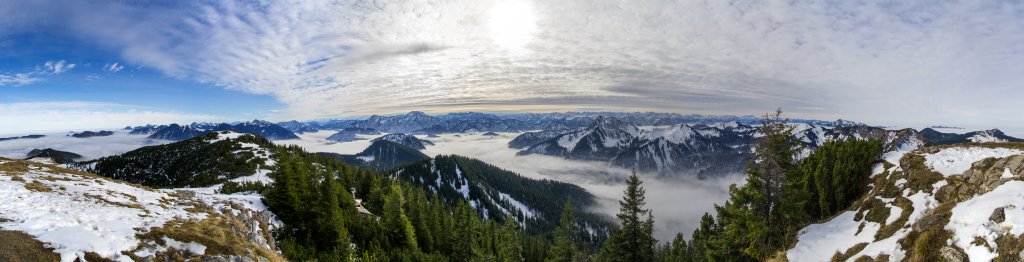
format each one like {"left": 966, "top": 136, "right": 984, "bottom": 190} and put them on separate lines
{"left": 990, "top": 207, "right": 1006, "bottom": 223}
{"left": 936, "top": 155, "right": 1024, "bottom": 203}
{"left": 939, "top": 246, "right": 967, "bottom": 262}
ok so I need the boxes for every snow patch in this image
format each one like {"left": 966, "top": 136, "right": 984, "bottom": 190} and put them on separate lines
{"left": 923, "top": 147, "right": 1024, "bottom": 177}
{"left": 498, "top": 192, "right": 537, "bottom": 219}
{"left": 947, "top": 181, "right": 1024, "bottom": 262}
{"left": 788, "top": 211, "right": 881, "bottom": 261}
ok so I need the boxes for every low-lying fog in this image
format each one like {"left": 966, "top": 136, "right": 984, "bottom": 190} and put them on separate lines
{"left": 420, "top": 132, "right": 744, "bottom": 242}
{"left": 0, "top": 129, "right": 742, "bottom": 241}
{"left": 0, "top": 130, "right": 168, "bottom": 160}
{"left": 274, "top": 130, "right": 378, "bottom": 154}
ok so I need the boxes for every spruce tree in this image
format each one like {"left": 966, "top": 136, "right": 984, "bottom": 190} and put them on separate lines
{"left": 382, "top": 184, "right": 418, "bottom": 250}
{"left": 600, "top": 170, "right": 656, "bottom": 262}
{"left": 548, "top": 200, "right": 577, "bottom": 262}
{"left": 743, "top": 108, "right": 800, "bottom": 259}
{"left": 500, "top": 220, "right": 525, "bottom": 262}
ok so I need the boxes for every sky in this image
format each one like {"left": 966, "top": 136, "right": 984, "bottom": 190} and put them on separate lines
{"left": 2, "top": 0, "right": 1024, "bottom": 134}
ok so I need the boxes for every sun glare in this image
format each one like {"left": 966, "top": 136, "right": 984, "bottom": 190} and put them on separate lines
{"left": 488, "top": 0, "right": 536, "bottom": 51}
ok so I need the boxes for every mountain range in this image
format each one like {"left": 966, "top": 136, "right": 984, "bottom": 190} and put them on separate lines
{"left": 69, "top": 130, "right": 114, "bottom": 138}
{"left": 511, "top": 116, "right": 1024, "bottom": 178}
{"left": 272, "top": 111, "right": 868, "bottom": 135}
{"left": 316, "top": 140, "right": 430, "bottom": 171}
{"left": 127, "top": 120, "right": 299, "bottom": 141}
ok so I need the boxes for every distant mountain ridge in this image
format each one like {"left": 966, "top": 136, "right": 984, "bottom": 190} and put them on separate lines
{"left": 271, "top": 111, "right": 869, "bottom": 135}
{"left": 70, "top": 130, "right": 114, "bottom": 138}
{"left": 127, "top": 120, "right": 299, "bottom": 141}
{"left": 512, "top": 117, "right": 1023, "bottom": 178}
{"left": 371, "top": 133, "right": 434, "bottom": 150}
{"left": 25, "top": 148, "right": 83, "bottom": 164}
{"left": 316, "top": 140, "right": 430, "bottom": 171}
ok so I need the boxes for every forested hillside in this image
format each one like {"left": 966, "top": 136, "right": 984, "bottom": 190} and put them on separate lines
{"left": 391, "top": 155, "right": 612, "bottom": 238}
{"left": 262, "top": 146, "right": 604, "bottom": 261}
{"left": 648, "top": 111, "right": 886, "bottom": 261}
{"left": 73, "top": 131, "right": 277, "bottom": 188}
{"left": 316, "top": 140, "right": 430, "bottom": 171}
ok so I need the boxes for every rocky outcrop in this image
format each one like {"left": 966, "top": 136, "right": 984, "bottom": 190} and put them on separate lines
{"left": 939, "top": 246, "right": 967, "bottom": 262}
{"left": 936, "top": 155, "right": 1024, "bottom": 203}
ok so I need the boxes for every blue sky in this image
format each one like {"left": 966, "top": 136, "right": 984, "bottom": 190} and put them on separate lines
{"left": 1, "top": 30, "right": 281, "bottom": 124}
{"left": 2, "top": 0, "right": 1024, "bottom": 135}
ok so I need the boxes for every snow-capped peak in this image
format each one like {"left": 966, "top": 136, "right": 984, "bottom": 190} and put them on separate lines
{"left": 647, "top": 124, "right": 701, "bottom": 144}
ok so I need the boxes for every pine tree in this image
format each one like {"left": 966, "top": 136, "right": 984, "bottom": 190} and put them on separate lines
{"left": 548, "top": 200, "right": 577, "bottom": 262}
{"left": 382, "top": 184, "right": 418, "bottom": 250}
{"left": 742, "top": 108, "right": 800, "bottom": 259}
{"left": 600, "top": 170, "right": 656, "bottom": 262}
{"left": 500, "top": 220, "right": 525, "bottom": 262}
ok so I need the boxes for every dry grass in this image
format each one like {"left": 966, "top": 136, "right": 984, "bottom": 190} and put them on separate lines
{"left": 830, "top": 242, "right": 868, "bottom": 262}
{"left": 0, "top": 161, "right": 30, "bottom": 173}
{"left": 875, "top": 197, "right": 913, "bottom": 241}
{"left": 897, "top": 202, "right": 956, "bottom": 261}
{"left": 135, "top": 213, "right": 286, "bottom": 262}
{"left": 852, "top": 254, "right": 890, "bottom": 262}
{"left": 0, "top": 230, "right": 60, "bottom": 262}
{"left": 24, "top": 181, "right": 52, "bottom": 192}
{"left": 995, "top": 234, "right": 1024, "bottom": 261}
{"left": 83, "top": 193, "right": 143, "bottom": 209}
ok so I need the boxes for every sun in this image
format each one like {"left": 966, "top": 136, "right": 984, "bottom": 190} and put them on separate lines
{"left": 488, "top": 0, "right": 537, "bottom": 51}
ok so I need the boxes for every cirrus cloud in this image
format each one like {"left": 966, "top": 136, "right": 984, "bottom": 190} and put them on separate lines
{"left": 2, "top": 0, "right": 1023, "bottom": 127}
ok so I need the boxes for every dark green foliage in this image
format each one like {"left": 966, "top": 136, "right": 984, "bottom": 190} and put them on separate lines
{"left": 316, "top": 140, "right": 430, "bottom": 171}
{"left": 73, "top": 132, "right": 275, "bottom": 188}
{"left": 547, "top": 200, "right": 578, "bottom": 262}
{"left": 392, "top": 155, "right": 612, "bottom": 240}
{"left": 599, "top": 171, "right": 656, "bottom": 262}
{"left": 264, "top": 149, "right": 351, "bottom": 261}
{"left": 673, "top": 110, "right": 883, "bottom": 261}
{"left": 263, "top": 145, "right": 562, "bottom": 261}
{"left": 784, "top": 139, "right": 884, "bottom": 222}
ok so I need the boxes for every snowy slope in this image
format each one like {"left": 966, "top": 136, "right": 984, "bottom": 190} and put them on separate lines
{"left": 0, "top": 158, "right": 281, "bottom": 262}
{"left": 788, "top": 144, "right": 1024, "bottom": 261}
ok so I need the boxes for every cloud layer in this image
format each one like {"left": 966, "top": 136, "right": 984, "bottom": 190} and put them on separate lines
{"left": 3, "top": 0, "right": 1023, "bottom": 127}
{"left": 421, "top": 132, "right": 744, "bottom": 241}
{"left": 0, "top": 102, "right": 221, "bottom": 135}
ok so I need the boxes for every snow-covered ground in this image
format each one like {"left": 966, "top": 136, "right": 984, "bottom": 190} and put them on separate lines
{"left": 947, "top": 181, "right": 1024, "bottom": 260}
{"left": 0, "top": 158, "right": 276, "bottom": 262}
{"left": 923, "top": 147, "right": 1024, "bottom": 177}
{"left": 789, "top": 145, "right": 1024, "bottom": 261}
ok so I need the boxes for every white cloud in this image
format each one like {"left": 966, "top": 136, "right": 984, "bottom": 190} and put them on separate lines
{"left": 103, "top": 62, "right": 124, "bottom": 72}
{"left": 0, "top": 101, "right": 221, "bottom": 135}
{"left": 2, "top": 0, "right": 1023, "bottom": 127}
{"left": 0, "top": 73, "right": 39, "bottom": 86}
{"left": 37, "top": 60, "right": 75, "bottom": 74}
{"left": 0, "top": 59, "right": 79, "bottom": 86}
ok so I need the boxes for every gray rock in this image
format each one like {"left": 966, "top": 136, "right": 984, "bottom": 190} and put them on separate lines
{"left": 939, "top": 246, "right": 967, "bottom": 262}
{"left": 991, "top": 207, "right": 1006, "bottom": 223}
{"left": 913, "top": 213, "right": 947, "bottom": 232}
